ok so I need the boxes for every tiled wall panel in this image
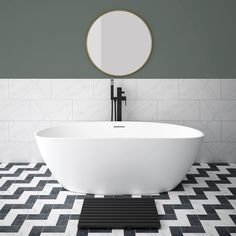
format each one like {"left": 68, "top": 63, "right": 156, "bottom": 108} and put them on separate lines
{"left": 0, "top": 79, "right": 235, "bottom": 163}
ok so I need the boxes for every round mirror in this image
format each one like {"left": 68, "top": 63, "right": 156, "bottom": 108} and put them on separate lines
{"left": 87, "top": 10, "right": 152, "bottom": 76}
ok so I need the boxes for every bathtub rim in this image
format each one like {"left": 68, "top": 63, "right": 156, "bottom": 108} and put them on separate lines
{"left": 35, "top": 121, "right": 204, "bottom": 140}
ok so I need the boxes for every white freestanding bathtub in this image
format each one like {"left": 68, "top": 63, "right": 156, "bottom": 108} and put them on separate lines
{"left": 35, "top": 122, "right": 204, "bottom": 195}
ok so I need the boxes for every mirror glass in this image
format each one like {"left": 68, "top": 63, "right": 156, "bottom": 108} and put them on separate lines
{"left": 87, "top": 10, "right": 152, "bottom": 76}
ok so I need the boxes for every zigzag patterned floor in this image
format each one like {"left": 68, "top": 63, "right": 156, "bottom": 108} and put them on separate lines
{"left": 0, "top": 163, "right": 235, "bottom": 236}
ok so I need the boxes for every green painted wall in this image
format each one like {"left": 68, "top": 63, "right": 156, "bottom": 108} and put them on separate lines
{"left": 0, "top": 0, "right": 236, "bottom": 78}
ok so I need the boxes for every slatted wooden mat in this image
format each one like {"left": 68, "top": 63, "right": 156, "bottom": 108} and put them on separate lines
{"left": 78, "top": 198, "right": 160, "bottom": 229}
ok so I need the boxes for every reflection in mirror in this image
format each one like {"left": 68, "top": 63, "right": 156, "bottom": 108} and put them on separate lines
{"left": 87, "top": 10, "right": 152, "bottom": 76}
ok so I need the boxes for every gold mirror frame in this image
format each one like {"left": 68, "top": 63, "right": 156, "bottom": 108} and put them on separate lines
{"left": 86, "top": 10, "right": 153, "bottom": 77}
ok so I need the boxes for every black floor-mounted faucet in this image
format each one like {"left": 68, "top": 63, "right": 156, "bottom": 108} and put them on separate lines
{"left": 110, "top": 79, "right": 127, "bottom": 121}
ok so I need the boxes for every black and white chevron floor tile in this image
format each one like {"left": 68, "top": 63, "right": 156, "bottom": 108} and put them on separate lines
{"left": 0, "top": 163, "right": 235, "bottom": 236}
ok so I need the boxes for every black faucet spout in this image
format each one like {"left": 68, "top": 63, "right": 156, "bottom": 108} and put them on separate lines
{"left": 116, "top": 87, "right": 127, "bottom": 121}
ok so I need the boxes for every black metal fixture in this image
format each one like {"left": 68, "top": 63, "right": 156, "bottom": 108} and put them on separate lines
{"left": 110, "top": 79, "right": 127, "bottom": 121}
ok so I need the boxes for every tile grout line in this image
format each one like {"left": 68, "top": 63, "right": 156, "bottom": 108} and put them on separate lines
{"left": 178, "top": 78, "right": 180, "bottom": 99}
{"left": 199, "top": 99, "right": 201, "bottom": 121}
{"left": 3, "top": 97, "right": 236, "bottom": 101}
{"left": 156, "top": 99, "right": 159, "bottom": 121}
{"left": 7, "top": 78, "right": 10, "bottom": 99}
{"left": 50, "top": 79, "right": 53, "bottom": 99}
{"left": 220, "top": 79, "right": 222, "bottom": 100}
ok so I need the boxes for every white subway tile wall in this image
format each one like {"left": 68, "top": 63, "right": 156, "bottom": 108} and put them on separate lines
{"left": 0, "top": 79, "right": 235, "bottom": 163}
{"left": 73, "top": 100, "right": 110, "bottom": 121}
{"left": 31, "top": 100, "right": 73, "bottom": 120}
{"left": 137, "top": 79, "right": 178, "bottom": 99}
{"left": 51, "top": 79, "right": 93, "bottom": 99}
{"left": 0, "top": 122, "right": 8, "bottom": 141}
{"left": 9, "top": 79, "right": 51, "bottom": 99}
{"left": 179, "top": 79, "right": 221, "bottom": 99}
{"left": 0, "top": 80, "right": 8, "bottom": 99}
{"left": 9, "top": 121, "right": 50, "bottom": 142}
{"left": 0, "top": 100, "right": 30, "bottom": 120}
{"left": 158, "top": 100, "right": 199, "bottom": 120}
{"left": 222, "top": 79, "right": 236, "bottom": 99}
{"left": 123, "top": 100, "right": 158, "bottom": 121}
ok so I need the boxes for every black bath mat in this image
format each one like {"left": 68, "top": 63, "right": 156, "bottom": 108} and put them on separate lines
{"left": 78, "top": 198, "right": 160, "bottom": 230}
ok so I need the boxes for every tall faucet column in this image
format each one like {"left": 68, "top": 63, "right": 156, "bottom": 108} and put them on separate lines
{"left": 110, "top": 79, "right": 114, "bottom": 121}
